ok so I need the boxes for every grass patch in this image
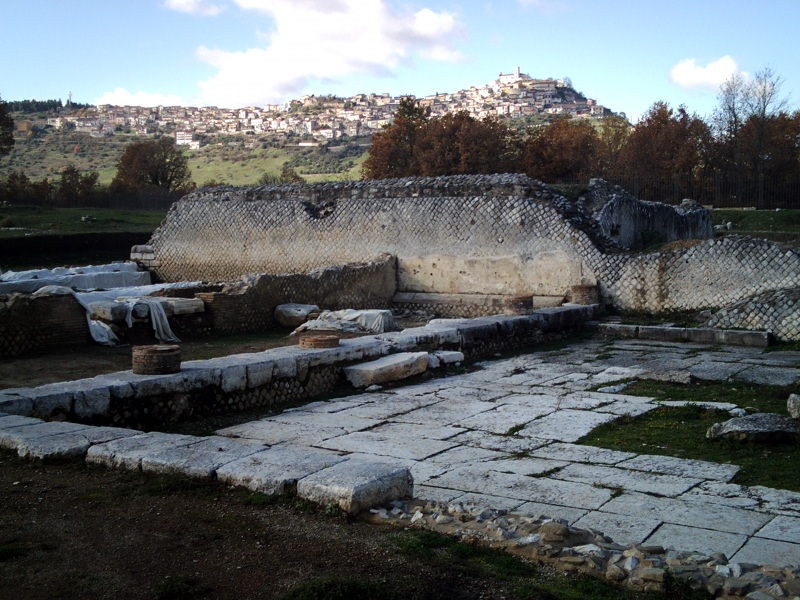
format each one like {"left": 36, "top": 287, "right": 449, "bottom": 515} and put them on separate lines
{"left": 579, "top": 380, "right": 800, "bottom": 490}
{"left": 0, "top": 205, "right": 166, "bottom": 238}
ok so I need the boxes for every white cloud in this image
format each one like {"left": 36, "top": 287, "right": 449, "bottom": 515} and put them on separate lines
{"left": 669, "top": 56, "right": 741, "bottom": 91}
{"left": 192, "top": 0, "right": 465, "bottom": 107}
{"left": 94, "top": 88, "right": 186, "bottom": 107}
{"left": 164, "top": 0, "right": 225, "bottom": 16}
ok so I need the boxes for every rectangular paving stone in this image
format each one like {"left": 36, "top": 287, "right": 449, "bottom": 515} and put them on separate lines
{"left": 555, "top": 463, "right": 703, "bottom": 497}
{"left": 450, "top": 430, "right": 547, "bottom": 454}
{"left": 394, "top": 399, "right": 501, "bottom": 427}
{"left": 216, "top": 446, "right": 347, "bottom": 494}
{"left": 316, "top": 430, "right": 459, "bottom": 461}
{"left": 573, "top": 511, "right": 661, "bottom": 546}
{"left": 369, "top": 422, "right": 467, "bottom": 441}
{"left": 429, "top": 385, "right": 509, "bottom": 403}
{"left": 755, "top": 516, "right": 800, "bottom": 543}
{"left": 296, "top": 459, "right": 413, "bottom": 514}
{"left": 266, "top": 411, "right": 382, "bottom": 433}
{"left": 617, "top": 455, "right": 740, "bottom": 482}
{"left": 16, "top": 426, "right": 140, "bottom": 460}
{"left": 453, "top": 492, "right": 524, "bottom": 512}
{"left": 216, "top": 420, "right": 348, "bottom": 446}
{"left": 455, "top": 403, "right": 555, "bottom": 435}
{"left": 85, "top": 432, "right": 200, "bottom": 470}
{"left": 0, "top": 415, "right": 45, "bottom": 430}
{"left": 330, "top": 394, "right": 442, "bottom": 420}
{"left": 531, "top": 442, "right": 636, "bottom": 465}
{"left": 427, "top": 465, "right": 613, "bottom": 509}
{"left": 645, "top": 523, "right": 748, "bottom": 559}
{"left": 515, "top": 502, "right": 587, "bottom": 524}
{"left": 414, "top": 484, "right": 464, "bottom": 505}
{"left": 141, "top": 436, "right": 269, "bottom": 478}
{"left": 731, "top": 537, "right": 800, "bottom": 568}
{"left": 734, "top": 366, "right": 800, "bottom": 386}
{"left": 520, "top": 410, "right": 618, "bottom": 443}
{"left": 0, "top": 421, "right": 91, "bottom": 450}
{"left": 482, "top": 457, "right": 568, "bottom": 476}
{"left": 594, "top": 399, "right": 655, "bottom": 417}
{"left": 600, "top": 492, "right": 772, "bottom": 535}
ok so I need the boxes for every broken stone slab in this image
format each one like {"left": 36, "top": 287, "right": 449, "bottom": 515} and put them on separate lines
{"left": 296, "top": 459, "right": 413, "bottom": 515}
{"left": 274, "top": 303, "right": 319, "bottom": 328}
{"left": 706, "top": 413, "right": 798, "bottom": 443}
{"left": 343, "top": 352, "right": 428, "bottom": 388}
{"left": 789, "top": 394, "right": 800, "bottom": 420}
{"left": 215, "top": 446, "right": 348, "bottom": 494}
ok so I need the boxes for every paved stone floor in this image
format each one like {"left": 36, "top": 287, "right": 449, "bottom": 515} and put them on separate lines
{"left": 218, "top": 339, "right": 800, "bottom": 568}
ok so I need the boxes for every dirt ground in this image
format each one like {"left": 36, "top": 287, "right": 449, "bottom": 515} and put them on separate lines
{"left": 1, "top": 451, "right": 544, "bottom": 600}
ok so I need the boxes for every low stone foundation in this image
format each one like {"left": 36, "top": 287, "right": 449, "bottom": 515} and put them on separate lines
{"left": 0, "top": 306, "right": 597, "bottom": 430}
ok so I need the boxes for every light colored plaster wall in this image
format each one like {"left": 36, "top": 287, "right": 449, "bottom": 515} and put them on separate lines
{"left": 146, "top": 194, "right": 601, "bottom": 299}
{"left": 398, "top": 252, "right": 596, "bottom": 296}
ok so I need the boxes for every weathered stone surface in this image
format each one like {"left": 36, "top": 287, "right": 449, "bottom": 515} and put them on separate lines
{"left": 141, "top": 436, "right": 267, "bottom": 478}
{"left": 788, "top": 393, "right": 800, "bottom": 419}
{"left": 274, "top": 303, "right": 319, "bottom": 328}
{"left": 644, "top": 523, "right": 748, "bottom": 559}
{"left": 706, "top": 413, "right": 798, "bottom": 443}
{"left": 296, "top": 459, "right": 413, "bottom": 514}
{"left": 343, "top": 352, "right": 429, "bottom": 388}
{"left": 217, "top": 446, "right": 348, "bottom": 494}
{"left": 17, "top": 426, "right": 139, "bottom": 460}
{"left": 0, "top": 421, "right": 90, "bottom": 451}
{"left": 731, "top": 537, "right": 800, "bottom": 569}
{"left": 86, "top": 432, "right": 199, "bottom": 469}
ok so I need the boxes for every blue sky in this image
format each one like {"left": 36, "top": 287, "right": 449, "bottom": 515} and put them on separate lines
{"left": 2, "top": 0, "right": 798, "bottom": 122}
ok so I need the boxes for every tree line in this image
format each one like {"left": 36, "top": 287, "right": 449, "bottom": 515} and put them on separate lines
{"left": 363, "top": 68, "right": 800, "bottom": 208}
{"left": 2, "top": 69, "right": 798, "bottom": 209}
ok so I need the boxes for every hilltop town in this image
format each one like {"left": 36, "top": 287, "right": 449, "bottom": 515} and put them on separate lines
{"left": 40, "top": 68, "right": 611, "bottom": 148}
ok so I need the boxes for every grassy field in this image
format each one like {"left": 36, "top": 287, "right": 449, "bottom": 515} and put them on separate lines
{"left": 580, "top": 380, "right": 800, "bottom": 491}
{"left": 1, "top": 127, "right": 370, "bottom": 187}
{"left": 0, "top": 205, "right": 166, "bottom": 238}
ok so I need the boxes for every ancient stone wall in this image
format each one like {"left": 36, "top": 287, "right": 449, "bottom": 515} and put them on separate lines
{"left": 197, "top": 255, "right": 397, "bottom": 335}
{"left": 0, "top": 293, "right": 89, "bottom": 358}
{"left": 135, "top": 175, "right": 799, "bottom": 327}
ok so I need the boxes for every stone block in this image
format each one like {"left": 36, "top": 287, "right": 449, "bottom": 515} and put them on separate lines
{"left": 274, "top": 303, "right": 319, "bottom": 328}
{"left": 141, "top": 436, "right": 267, "bottom": 478}
{"left": 596, "top": 323, "right": 638, "bottom": 338}
{"left": 86, "top": 432, "right": 199, "bottom": 470}
{"left": 637, "top": 326, "right": 687, "bottom": 342}
{"left": 166, "top": 297, "right": 205, "bottom": 315}
{"left": 17, "top": 426, "right": 139, "bottom": 460}
{"left": 343, "top": 352, "right": 428, "bottom": 388}
{"left": 73, "top": 387, "right": 111, "bottom": 419}
{"left": 789, "top": 394, "right": 800, "bottom": 420}
{"left": 247, "top": 360, "right": 276, "bottom": 388}
{"left": 0, "top": 394, "right": 33, "bottom": 416}
{"left": 296, "top": 459, "right": 413, "bottom": 514}
{"left": 216, "top": 446, "right": 347, "bottom": 494}
{"left": 88, "top": 301, "right": 128, "bottom": 323}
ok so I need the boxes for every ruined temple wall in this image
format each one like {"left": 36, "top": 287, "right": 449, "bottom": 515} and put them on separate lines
{"left": 594, "top": 236, "right": 800, "bottom": 313}
{"left": 145, "top": 193, "right": 601, "bottom": 297}
{"left": 596, "top": 196, "right": 713, "bottom": 250}
{"left": 138, "top": 176, "right": 799, "bottom": 318}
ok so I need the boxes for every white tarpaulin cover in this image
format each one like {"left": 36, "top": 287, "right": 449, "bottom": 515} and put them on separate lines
{"left": 291, "top": 309, "right": 396, "bottom": 335}
{"left": 31, "top": 281, "right": 201, "bottom": 346}
{"left": 0, "top": 262, "right": 151, "bottom": 294}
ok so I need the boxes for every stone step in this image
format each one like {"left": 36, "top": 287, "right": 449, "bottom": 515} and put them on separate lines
{"left": 343, "top": 352, "right": 429, "bottom": 388}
